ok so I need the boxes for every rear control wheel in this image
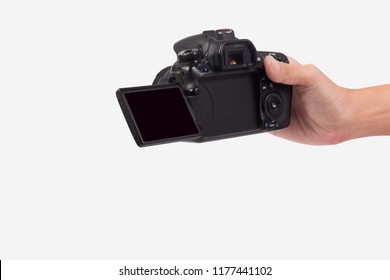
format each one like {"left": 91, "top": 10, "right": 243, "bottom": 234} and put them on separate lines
{"left": 264, "top": 93, "right": 283, "bottom": 120}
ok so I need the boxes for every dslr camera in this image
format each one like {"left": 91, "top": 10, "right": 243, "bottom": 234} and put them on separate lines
{"left": 117, "top": 29, "right": 292, "bottom": 147}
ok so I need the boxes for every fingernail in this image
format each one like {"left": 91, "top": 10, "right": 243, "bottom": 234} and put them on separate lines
{"left": 268, "top": 55, "right": 280, "bottom": 72}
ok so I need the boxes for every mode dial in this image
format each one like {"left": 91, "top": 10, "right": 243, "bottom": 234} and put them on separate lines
{"left": 177, "top": 48, "right": 203, "bottom": 63}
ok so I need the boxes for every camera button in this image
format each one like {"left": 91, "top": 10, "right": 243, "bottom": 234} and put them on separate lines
{"left": 264, "top": 92, "right": 283, "bottom": 120}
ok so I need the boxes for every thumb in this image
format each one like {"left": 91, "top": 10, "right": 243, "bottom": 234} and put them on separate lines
{"left": 264, "top": 55, "right": 315, "bottom": 86}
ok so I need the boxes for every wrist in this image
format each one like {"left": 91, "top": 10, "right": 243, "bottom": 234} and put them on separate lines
{"left": 324, "top": 86, "right": 354, "bottom": 144}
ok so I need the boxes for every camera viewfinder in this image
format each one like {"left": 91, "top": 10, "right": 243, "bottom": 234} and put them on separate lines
{"left": 228, "top": 52, "right": 244, "bottom": 65}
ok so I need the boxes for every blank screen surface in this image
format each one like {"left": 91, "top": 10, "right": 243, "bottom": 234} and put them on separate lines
{"left": 124, "top": 86, "right": 199, "bottom": 143}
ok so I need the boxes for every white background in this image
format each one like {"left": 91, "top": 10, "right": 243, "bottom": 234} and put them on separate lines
{"left": 0, "top": 0, "right": 389, "bottom": 259}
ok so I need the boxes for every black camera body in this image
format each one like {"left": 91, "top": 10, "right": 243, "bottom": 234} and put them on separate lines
{"left": 117, "top": 29, "right": 292, "bottom": 147}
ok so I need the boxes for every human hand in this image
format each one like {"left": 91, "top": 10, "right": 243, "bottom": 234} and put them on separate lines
{"left": 264, "top": 56, "right": 351, "bottom": 145}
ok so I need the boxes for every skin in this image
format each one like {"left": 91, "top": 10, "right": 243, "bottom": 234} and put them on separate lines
{"left": 263, "top": 56, "right": 390, "bottom": 145}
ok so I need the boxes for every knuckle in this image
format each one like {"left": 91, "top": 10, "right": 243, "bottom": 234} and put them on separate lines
{"left": 281, "top": 63, "right": 291, "bottom": 78}
{"left": 305, "top": 64, "right": 320, "bottom": 76}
